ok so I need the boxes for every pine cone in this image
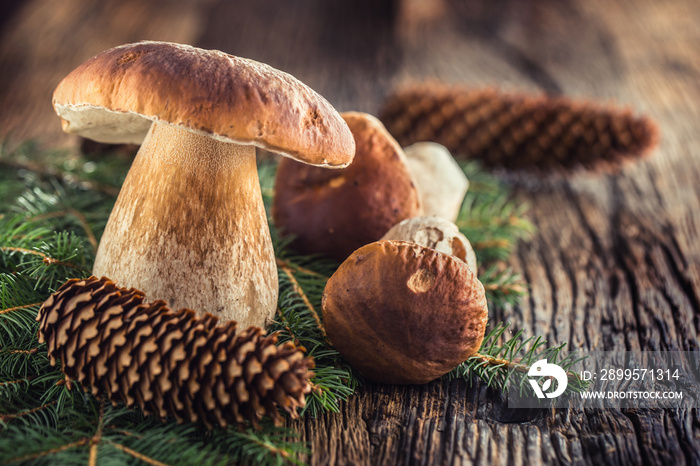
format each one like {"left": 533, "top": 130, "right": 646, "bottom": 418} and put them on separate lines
{"left": 379, "top": 83, "right": 659, "bottom": 172}
{"left": 37, "top": 276, "right": 314, "bottom": 429}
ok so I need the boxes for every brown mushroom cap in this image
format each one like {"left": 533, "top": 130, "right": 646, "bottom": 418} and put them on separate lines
{"left": 321, "top": 240, "right": 488, "bottom": 384}
{"left": 273, "top": 112, "right": 422, "bottom": 261}
{"left": 53, "top": 41, "right": 354, "bottom": 167}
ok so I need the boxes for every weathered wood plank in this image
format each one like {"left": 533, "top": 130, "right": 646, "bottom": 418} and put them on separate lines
{"left": 1, "top": 0, "right": 699, "bottom": 464}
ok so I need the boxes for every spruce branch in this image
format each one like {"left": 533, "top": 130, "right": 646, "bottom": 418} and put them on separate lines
{"left": 0, "top": 166, "right": 308, "bottom": 465}
{"left": 0, "top": 378, "right": 30, "bottom": 389}
{"left": 0, "top": 303, "right": 42, "bottom": 316}
{"left": 276, "top": 257, "right": 329, "bottom": 280}
{"left": 0, "top": 140, "right": 123, "bottom": 197}
{"left": 456, "top": 174, "right": 534, "bottom": 264}
{"left": 450, "top": 323, "right": 588, "bottom": 397}
{"left": 277, "top": 260, "right": 326, "bottom": 337}
{"left": 1, "top": 232, "right": 93, "bottom": 291}
{"left": 479, "top": 265, "right": 528, "bottom": 308}
{"left": 0, "top": 141, "right": 556, "bottom": 464}
{"left": 11, "top": 182, "right": 114, "bottom": 242}
{"left": 104, "top": 442, "right": 169, "bottom": 466}
{"left": 1, "top": 246, "right": 84, "bottom": 271}
{"left": 2, "top": 437, "right": 90, "bottom": 464}
{"left": 0, "top": 400, "right": 58, "bottom": 425}
{"left": 454, "top": 161, "right": 532, "bottom": 307}
{"left": 208, "top": 422, "right": 309, "bottom": 466}
{"left": 272, "top": 242, "right": 359, "bottom": 417}
{"left": 29, "top": 209, "right": 98, "bottom": 251}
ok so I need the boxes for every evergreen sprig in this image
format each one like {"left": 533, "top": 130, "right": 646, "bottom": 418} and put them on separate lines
{"left": 451, "top": 322, "right": 588, "bottom": 397}
{"left": 1, "top": 141, "right": 557, "bottom": 464}
{"left": 458, "top": 161, "right": 535, "bottom": 264}
{"left": 0, "top": 274, "right": 306, "bottom": 466}
{"left": 0, "top": 402, "right": 307, "bottom": 465}
{"left": 457, "top": 161, "right": 534, "bottom": 307}
{"left": 272, "top": 242, "right": 359, "bottom": 417}
{"left": 478, "top": 264, "right": 528, "bottom": 308}
{"left": 0, "top": 146, "right": 310, "bottom": 465}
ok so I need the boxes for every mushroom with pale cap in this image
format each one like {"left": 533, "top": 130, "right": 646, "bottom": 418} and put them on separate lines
{"left": 381, "top": 215, "right": 477, "bottom": 273}
{"left": 53, "top": 41, "right": 355, "bottom": 330}
{"left": 403, "top": 142, "right": 469, "bottom": 223}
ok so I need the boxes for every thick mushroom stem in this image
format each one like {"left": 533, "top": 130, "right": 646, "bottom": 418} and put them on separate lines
{"left": 92, "top": 122, "right": 278, "bottom": 329}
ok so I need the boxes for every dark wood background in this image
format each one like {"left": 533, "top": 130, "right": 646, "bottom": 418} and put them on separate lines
{"left": 2, "top": 0, "right": 699, "bottom": 464}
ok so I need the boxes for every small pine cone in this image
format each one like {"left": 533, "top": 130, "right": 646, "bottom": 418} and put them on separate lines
{"left": 379, "top": 83, "right": 659, "bottom": 172}
{"left": 37, "top": 276, "right": 315, "bottom": 429}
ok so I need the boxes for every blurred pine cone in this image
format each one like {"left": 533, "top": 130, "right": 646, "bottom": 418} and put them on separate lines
{"left": 37, "top": 276, "right": 314, "bottom": 429}
{"left": 379, "top": 83, "right": 659, "bottom": 172}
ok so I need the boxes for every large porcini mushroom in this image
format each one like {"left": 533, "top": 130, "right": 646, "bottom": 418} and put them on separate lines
{"left": 322, "top": 240, "right": 488, "bottom": 384}
{"left": 52, "top": 41, "right": 355, "bottom": 329}
{"left": 272, "top": 112, "right": 422, "bottom": 261}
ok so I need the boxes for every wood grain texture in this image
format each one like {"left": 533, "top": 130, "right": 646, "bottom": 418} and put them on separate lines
{"left": 2, "top": 0, "right": 699, "bottom": 464}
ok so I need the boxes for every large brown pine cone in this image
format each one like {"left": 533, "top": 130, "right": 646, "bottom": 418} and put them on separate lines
{"left": 379, "top": 83, "right": 659, "bottom": 172}
{"left": 37, "top": 276, "right": 314, "bottom": 429}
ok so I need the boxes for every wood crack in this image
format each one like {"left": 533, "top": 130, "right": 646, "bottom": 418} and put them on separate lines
{"left": 645, "top": 245, "right": 689, "bottom": 351}
{"left": 658, "top": 236, "right": 700, "bottom": 347}
{"left": 532, "top": 215, "right": 561, "bottom": 344}
{"left": 609, "top": 180, "right": 645, "bottom": 351}
{"left": 619, "top": 410, "right": 653, "bottom": 466}
{"left": 669, "top": 408, "right": 700, "bottom": 465}
{"left": 516, "top": 242, "right": 537, "bottom": 335}
{"left": 561, "top": 183, "right": 609, "bottom": 351}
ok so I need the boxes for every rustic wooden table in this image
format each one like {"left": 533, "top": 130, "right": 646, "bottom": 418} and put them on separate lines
{"left": 2, "top": 0, "right": 699, "bottom": 464}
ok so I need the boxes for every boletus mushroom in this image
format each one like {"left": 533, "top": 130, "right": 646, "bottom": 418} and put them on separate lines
{"left": 403, "top": 142, "right": 469, "bottom": 223}
{"left": 381, "top": 215, "right": 477, "bottom": 273}
{"left": 53, "top": 41, "right": 355, "bottom": 329}
{"left": 322, "top": 240, "right": 488, "bottom": 384}
{"left": 273, "top": 112, "right": 422, "bottom": 262}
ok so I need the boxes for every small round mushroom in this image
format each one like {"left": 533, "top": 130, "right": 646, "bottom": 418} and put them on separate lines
{"left": 53, "top": 41, "right": 355, "bottom": 329}
{"left": 273, "top": 112, "right": 422, "bottom": 262}
{"left": 403, "top": 142, "right": 469, "bottom": 222}
{"left": 381, "top": 216, "right": 477, "bottom": 273}
{"left": 322, "top": 240, "right": 489, "bottom": 384}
